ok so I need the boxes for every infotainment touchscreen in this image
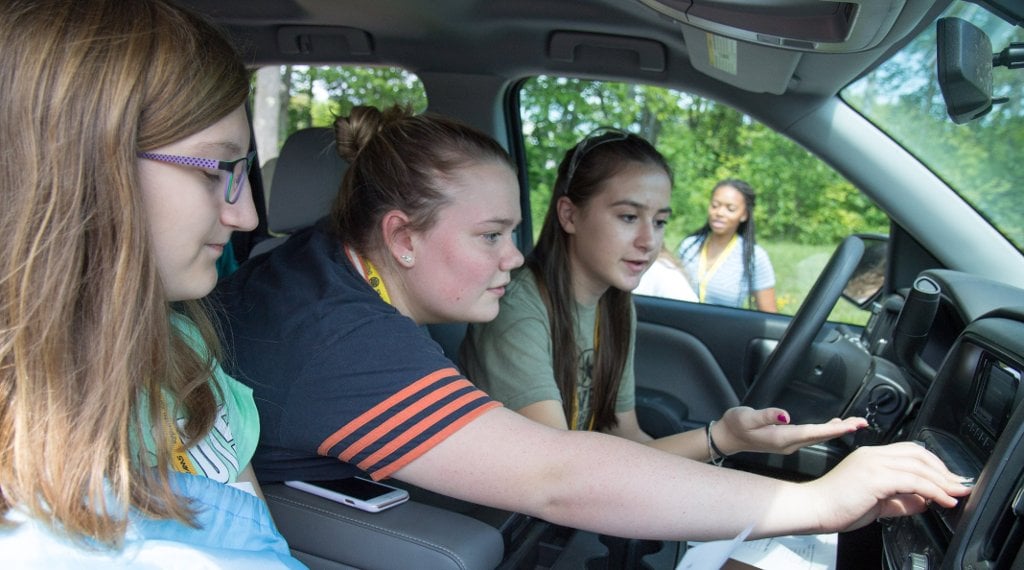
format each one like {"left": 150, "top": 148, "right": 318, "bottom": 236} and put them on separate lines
{"left": 970, "top": 358, "right": 1021, "bottom": 444}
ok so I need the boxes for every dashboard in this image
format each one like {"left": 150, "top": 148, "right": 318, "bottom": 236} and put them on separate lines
{"left": 865, "top": 270, "right": 1024, "bottom": 569}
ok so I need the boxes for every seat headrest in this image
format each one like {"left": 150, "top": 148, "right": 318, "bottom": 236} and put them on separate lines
{"left": 266, "top": 127, "right": 348, "bottom": 234}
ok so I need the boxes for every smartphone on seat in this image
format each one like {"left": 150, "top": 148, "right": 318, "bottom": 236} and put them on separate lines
{"left": 285, "top": 477, "right": 410, "bottom": 513}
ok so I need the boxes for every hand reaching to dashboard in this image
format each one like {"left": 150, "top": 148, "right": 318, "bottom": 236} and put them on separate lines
{"left": 713, "top": 406, "right": 868, "bottom": 456}
{"left": 797, "top": 441, "right": 973, "bottom": 533}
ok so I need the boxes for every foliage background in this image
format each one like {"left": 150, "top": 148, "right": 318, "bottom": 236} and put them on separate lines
{"left": 265, "top": 66, "right": 892, "bottom": 251}
{"left": 252, "top": 4, "right": 1022, "bottom": 323}
{"left": 516, "top": 77, "right": 891, "bottom": 253}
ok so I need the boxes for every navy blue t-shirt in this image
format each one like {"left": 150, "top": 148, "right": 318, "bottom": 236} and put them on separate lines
{"left": 214, "top": 220, "right": 500, "bottom": 482}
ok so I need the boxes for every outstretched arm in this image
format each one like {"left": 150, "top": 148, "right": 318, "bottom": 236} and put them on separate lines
{"left": 393, "top": 407, "right": 969, "bottom": 542}
{"left": 605, "top": 409, "right": 708, "bottom": 459}
{"left": 517, "top": 399, "right": 572, "bottom": 429}
{"left": 603, "top": 407, "right": 866, "bottom": 460}
{"left": 712, "top": 406, "right": 867, "bottom": 456}
{"left": 520, "top": 401, "right": 714, "bottom": 459}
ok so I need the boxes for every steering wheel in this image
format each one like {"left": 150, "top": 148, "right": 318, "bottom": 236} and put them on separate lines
{"left": 741, "top": 235, "right": 865, "bottom": 409}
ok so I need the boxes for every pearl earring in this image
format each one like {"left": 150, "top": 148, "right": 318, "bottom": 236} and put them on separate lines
{"left": 401, "top": 254, "right": 413, "bottom": 265}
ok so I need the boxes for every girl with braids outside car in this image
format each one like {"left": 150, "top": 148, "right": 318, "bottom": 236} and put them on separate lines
{"left": 678, "top": 179, "right": 778, "bottom": 312}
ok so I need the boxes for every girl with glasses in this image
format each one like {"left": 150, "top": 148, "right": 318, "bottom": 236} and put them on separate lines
{"left": 0, "top": 0, "right": 299, "bottom": 565}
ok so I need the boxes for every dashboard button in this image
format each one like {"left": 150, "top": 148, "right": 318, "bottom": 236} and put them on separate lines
{"left": 903, "top": 552, "right": 928, "bottom": 569}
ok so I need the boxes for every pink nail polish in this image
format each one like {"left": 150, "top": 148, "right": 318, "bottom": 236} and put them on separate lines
{"left": 777, "top": 414, "right": 789, "bottom": 424}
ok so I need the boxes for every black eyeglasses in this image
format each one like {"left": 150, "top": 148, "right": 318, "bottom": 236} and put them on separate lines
{"left": 561, "top": 128, "right": 631, "bottom": 195}
{"left": 137, "top": 150, "right": 257, "bottom": 204}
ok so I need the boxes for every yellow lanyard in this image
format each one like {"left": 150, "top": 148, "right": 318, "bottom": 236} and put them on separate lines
{"left": 569, "top": 312, "right": 599, "bottom": 431}
{"left": 162, "top": 403, "right": 197, "bottom": 475}
{"left": 345, "top": 245, "right": 393, "bottom": 305}
{"left": 697, "top": 235, "right": 738, "bottom": 303}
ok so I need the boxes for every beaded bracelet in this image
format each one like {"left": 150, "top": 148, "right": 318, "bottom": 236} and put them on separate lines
{"left": 706, "top": 420, "right": 730, "bottom": 466}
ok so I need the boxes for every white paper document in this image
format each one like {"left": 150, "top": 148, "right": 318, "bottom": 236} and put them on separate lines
{"left": 675, "top": 524, "right": 754, "bottom": 570}
{"left": 677, "top": 527, "right": 837, "bottom": 570}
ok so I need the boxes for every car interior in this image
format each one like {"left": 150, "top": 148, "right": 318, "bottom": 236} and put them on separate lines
{"left": 184, "top": 0, "right": 1024, "bottom": 568}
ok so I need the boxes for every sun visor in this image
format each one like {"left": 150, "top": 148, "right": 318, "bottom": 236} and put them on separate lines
{"left": 636, "top": 0, "right": 906, "bottom": 53}
{"left": 680, "top": 26, "right": 801, "bottom": 93}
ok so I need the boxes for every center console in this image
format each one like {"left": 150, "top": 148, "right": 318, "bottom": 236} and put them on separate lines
{"left": 882, "top": 316, "right": 1024, "bottom": 569}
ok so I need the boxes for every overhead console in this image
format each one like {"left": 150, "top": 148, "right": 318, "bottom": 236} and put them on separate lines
{"left": 634, "top": 0, "right": 906, "bottom": 52}
{"left": 633, "top": 0, "right": 907, "bottom": 93}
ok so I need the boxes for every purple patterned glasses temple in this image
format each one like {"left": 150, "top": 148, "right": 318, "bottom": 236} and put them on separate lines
{"left": 138, "top": 150, "right": 257, "bottom": 204}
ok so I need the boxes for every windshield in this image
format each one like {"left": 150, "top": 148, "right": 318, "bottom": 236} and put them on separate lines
{"left": 842, "top": 1, "right": 1024, "bottom": 251}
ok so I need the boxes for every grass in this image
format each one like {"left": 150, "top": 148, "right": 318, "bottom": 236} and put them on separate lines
{"left": 761, "top": 240, "right": 871, "bottom": 326}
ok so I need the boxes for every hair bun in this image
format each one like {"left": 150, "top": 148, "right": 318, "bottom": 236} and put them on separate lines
{"left": 334, "top": 105, "right": 413, "bottom": 162}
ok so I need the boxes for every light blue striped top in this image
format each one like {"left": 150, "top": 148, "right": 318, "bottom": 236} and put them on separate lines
{"left": 678, "top": 235, "right": 775, "bottom": 308}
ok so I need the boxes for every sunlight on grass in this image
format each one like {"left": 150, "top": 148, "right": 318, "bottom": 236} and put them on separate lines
{"left": 763, "top": 241, "right": 871, "bottom": 326}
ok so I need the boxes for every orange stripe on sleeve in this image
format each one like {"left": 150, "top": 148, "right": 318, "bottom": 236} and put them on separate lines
{"left": 353, "top": 389, "right": 492, "bottom": 468}
{"left": 317, "top": 368, "right": 461, "bottom": 456}
{"left": 370, "top": 400, "right": 503, "bottom": 480}
{"left": 338, "top": 379, "right": 477, "bottom": 462}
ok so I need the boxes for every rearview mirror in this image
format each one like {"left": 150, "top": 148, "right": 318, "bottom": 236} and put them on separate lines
{"left": 936, "top": 17, "right": 994, "bottom": 124}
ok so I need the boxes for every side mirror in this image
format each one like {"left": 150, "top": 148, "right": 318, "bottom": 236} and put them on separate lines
{"left": 842, "top": 234, "right": 888, "bottom": 308}
{"left": 936, "top": 17, "right": 994, "bottom": 124}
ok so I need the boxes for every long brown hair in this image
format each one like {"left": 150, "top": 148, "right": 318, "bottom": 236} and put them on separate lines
{"left": 0, "top": 0, "right": 250, "bottom": 546}
{"left": 530, "top": 130, "right": 671, "bottom": 432}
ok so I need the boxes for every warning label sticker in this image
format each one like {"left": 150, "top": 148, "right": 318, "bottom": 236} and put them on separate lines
{"left": 706, "top": 34, "right": 738, "bottom": 75}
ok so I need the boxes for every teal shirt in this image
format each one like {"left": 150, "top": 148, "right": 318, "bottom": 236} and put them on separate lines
{"left": 463, "top": 268, "right": 636, "bottom": 430}
{"left": 0, "top": 317, "right": 283, "bottom": 566}
{"left": 135, "top": 315, "right": 260, "bottom": 483}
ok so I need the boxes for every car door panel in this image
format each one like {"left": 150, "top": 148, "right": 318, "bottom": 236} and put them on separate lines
{"left": 634, "top": 321, "right": 739, "bottom": 434}
{"left": 633, "top": 295, "right": 873, "bottom": 478}
{"left": 633, "top": 296, "right": 789, "bottom": 407}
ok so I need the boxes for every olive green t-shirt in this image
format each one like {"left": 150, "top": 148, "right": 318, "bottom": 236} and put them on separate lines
{"left": 462, "top": 268, "right": 636, "bottom": 430}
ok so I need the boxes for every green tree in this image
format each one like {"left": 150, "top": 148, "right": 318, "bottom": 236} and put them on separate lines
{"left": 519, "top": 77, "right": 884, "bottom": 246}
{"left": 842, "top": 2, "right": 1024, "bottom": 249}
{"left": 284, "top": 66, "right": 427, "bottom": 133}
